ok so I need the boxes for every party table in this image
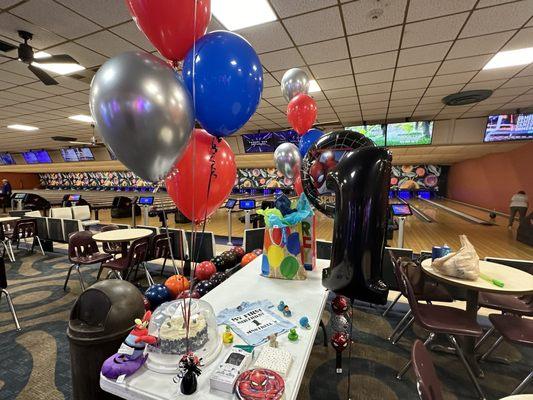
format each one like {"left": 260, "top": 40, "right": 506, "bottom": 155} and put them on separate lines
{"left": 421, "top": 259, "right": 533, "bottom": 377}
{"left": 93, "top": 228, "right": 153, "bottom": 243}
{"left": 0, "top": 216, "right": 20, "bottom": 223}
{"left": 100, "top": 257, "right": 329, "bottom": 400}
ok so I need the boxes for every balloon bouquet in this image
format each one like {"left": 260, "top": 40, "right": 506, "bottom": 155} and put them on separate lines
{"left": 90, "top": 0, "right": 263, "bottom": 395}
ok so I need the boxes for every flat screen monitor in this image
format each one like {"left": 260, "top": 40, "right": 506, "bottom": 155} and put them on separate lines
{"left": 77, "top": 147, "right": 95, "bottom": 161}
{"left": 23, "top": 150, "right": 52, "bottom": 163}
{"left": 13, "top": 193, "right": 27, "bottom": 200}
{"left": 22, "top": 151, "right": 39, "bottom": 164}
{"left": 484, "top": 113, "right": 533, "bottom": 142}
{"left": 346, "top": 124, "right": 386, "bottom": 146}
{"left": 398, "top": 189, "right": 411, "bottom": 200}
{"left": 138, "top": 196, "right": 154, "bottom": 206}
{"left": 61, "top": 148, "right": 79, "bottom": 162}
{"left": 391, "top": 204, "right": 412, "bottom": 216}
{"left": 68, "top": 194, "right": 81, "bottom": 201}
{"left": 418, "top": 190, "right": 431, "bottom": 200}
{"left": 225, "top": 199, "right": 237, "bottom": 209}
{"left": 274, "top": 188, "right": 282, "bottom": 196}
{"left": 0, "top": 153, "right": 15, "bottom": 165}
{"left": 263, "top": 188, "right": 272, "bottom": 196}
{"left": 385, "top": 121, "right": 433, "bottom": 146}
{"left": 239, "top": 199, "right": 256, "bottom": 210}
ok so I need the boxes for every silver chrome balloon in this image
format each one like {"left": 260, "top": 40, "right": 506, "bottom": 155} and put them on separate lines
{"left": 90, "top": 51, "right": 194, "bottom": 182}
{"left": 274, "top": 142, "right": 301, "bottom": 180}
{"left": 280, "top": 68, "right": 310, "bottom": 102}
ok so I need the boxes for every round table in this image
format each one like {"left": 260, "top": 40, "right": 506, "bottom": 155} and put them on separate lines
{"left": 92, "top": 228, "right": 153, "bottom": 243}
{"left": 0, "top": 216, "right": 20, "bottom": 223}
{"left": 421, "top": 258, "right": 533, "bottom": 377}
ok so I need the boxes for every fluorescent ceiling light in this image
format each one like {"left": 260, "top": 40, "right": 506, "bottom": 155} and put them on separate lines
{"left": 212, "top": 0, "right": 277, "bottom": 31}
{"left": 309, "top": 80, "right": 321, "bottom": 93}
{"left": 69, "top": 115, "right": 94, "bottom": 123}
{"left": 7, "top": 124, "right": 39, "bottom": 131}
{"left": 483, "top": 47, "right": 533, "bottom": 69}
{"left": 32, "top": 51, "right": 85, "bottom": 75}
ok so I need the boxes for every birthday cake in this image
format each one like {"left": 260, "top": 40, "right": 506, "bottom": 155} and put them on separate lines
{"left": 157, "top": 314, "right": 209, "bottom": 354}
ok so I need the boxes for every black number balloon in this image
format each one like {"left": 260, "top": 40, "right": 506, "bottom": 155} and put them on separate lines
{"left": 323, "top": 144, "right": 392, "bottom": 304}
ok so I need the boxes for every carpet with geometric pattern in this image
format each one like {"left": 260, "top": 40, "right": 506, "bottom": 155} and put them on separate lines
{"left": 1, "top": 252, "right": 531, "bottom": 400}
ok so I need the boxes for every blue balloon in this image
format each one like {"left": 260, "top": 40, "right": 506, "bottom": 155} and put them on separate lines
{"left": 299, "top": 129, "right": 323, "bottom": 156}
{"left": 183, "top": 31, "right": 263, "bottom": 137}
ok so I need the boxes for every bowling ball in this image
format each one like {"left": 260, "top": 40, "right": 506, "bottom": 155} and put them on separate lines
{"left": 219, "top": 251, "right": 236, "bottom": 271}
{"left": 145, "top": 284, "right": 172, "bottom": 310}
{"left": 195, "top": 261, "right": 217, "bottom": 280}
{"left": 210, "top": 271, "right": 227, "bottom": 287}
{"left": 489, "top": 212, "right": 497, "bottom": 219}
{"left": 241, "top": 252, "right": 257, "bottom": 267}
{"left": 253, "top": 249, "right": 263, "bottom": 256}
{"left": 233, "top": 246, "right": 245, "bottom": 260}
{"left": 211, "top": 256, "right": 224, "bottom": 271}
{"left": 164, "top": 274, "right": 190, "bottom": 298}
{"left": 195, "top": 280, "right": 214, "bottom": 297}
{"left": 177, "top": 289, "right": 200, "bottom": 299}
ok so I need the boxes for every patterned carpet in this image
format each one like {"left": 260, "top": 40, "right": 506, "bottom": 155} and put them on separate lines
{"left": 0, "top": 251, "right": 531, "bottom": 400}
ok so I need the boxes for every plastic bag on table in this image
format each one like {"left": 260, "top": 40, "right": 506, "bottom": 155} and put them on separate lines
{"left": 432, "top": 235, "right": 480, "bottom": 280}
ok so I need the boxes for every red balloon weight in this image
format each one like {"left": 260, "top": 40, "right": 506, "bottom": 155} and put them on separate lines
{"left": 125, "top": 0, "right": 211, "bottom": 62}
{"left": 332, "top": 295, "right": 349, "bottom": 315}
{"left": 287, "top": 94, "right": 317, "bottom": 135}
{"left": 166, "top": 129, "right": 236, "bottom": 223}
{"left": 331, "top": 332, "right": 349, "bottom": 353}
{"left": 195, "top": 261, "right": 217, "bottom": 280}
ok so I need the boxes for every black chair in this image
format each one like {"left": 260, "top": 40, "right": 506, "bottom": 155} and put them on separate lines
{"left": 100, "top": 225, "right": 123, "bottom": 258}
{"left": 184, "top": 231, "right": 215, "bottom": 263}
{"left": 381, "top": 247, "right": 413, "bottom": 316}
{"left": 5, "top": 219, "right": 45, "bottom": 260}
{"left": 243, "top": 228, "right": 265, "bottom": 254}
{"left": 99, "top": 237, "right": 152, "bottom": 284}
{"left": 412, "top": 339, "right": 444, "bottom": 400}
{"left": 316, "top": 240, "right": 332, "bottom": 259}
{"left": 1, "top": 223, "right": 15, "bottom": 262}
{"left": 0, "top": 256, "right": 20, "bottom": 330}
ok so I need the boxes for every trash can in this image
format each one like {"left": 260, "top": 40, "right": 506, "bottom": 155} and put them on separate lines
{"left": 67, "top": 280, "right": 145, "bottom": 400}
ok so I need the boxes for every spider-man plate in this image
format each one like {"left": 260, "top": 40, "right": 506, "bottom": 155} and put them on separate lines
{"left": 235, "top": 368, "right": 285, "bottom": 400}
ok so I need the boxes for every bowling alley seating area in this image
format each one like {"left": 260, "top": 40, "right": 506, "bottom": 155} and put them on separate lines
{"left": 1, "top": 1, "right": 533, "bottom": 400}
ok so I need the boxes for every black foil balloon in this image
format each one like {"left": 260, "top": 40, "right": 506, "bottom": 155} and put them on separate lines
{"left": 322, "top": 144, "right": 391, "bottom": 305}
{"left": 301, "top": 129, "right": 374, "bottom": 218}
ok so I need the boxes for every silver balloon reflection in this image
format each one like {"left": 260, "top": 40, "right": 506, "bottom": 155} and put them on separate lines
{"left": 280, "top": 68, "right": 310, "bottom": 102}
{"left": 89, "top": 51, "right": 194, "bottom": 182}
{"left": 274, "top": 142, "right": 301, "bottom": 180}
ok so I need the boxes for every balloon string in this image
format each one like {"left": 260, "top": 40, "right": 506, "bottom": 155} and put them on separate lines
{"left": 152, "top": 181, "right": 178, "bottom": 274}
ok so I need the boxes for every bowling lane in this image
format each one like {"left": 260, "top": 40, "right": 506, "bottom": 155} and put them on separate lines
{"left": 437, "top": 198, "right": 507, "bottom": 225}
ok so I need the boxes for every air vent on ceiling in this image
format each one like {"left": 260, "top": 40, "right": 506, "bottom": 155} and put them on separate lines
{"left": 442, "top": 90, "right": 493, "bottom": 106}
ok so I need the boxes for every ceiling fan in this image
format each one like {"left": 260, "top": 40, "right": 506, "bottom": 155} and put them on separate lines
{"left": 0, "top": 30, "right": 80, "bottom": 85}
{"left": 52, "top": 124, "right": 105, "bottom": 147}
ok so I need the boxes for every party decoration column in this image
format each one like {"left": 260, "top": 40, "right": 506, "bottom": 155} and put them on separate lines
{"left": 166, "top": 129, "right": 236, "bottom": 223}
{"left": 323, "top": 145, "right": 392, "bottom": 305}
{"left": 182, "top": 31, "right": 263, "bottom": 137}
{"left": 125, "top": 0, "right": 211, "bottom": 63}
{"left": 90, "top": 51, "right": 194, "bottom": 183}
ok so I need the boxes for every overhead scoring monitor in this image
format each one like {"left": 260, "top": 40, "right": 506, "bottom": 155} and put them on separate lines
{"left": 239, "top": 199, "right": 256, "bottom": 210}
{"left": 390, "top": 204, "right": 413, "bottom": 217}
{"left": 13, "top": 193, "right": 27, "bottom": 200}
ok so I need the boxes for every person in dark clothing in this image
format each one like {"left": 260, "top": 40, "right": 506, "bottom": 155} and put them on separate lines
{"left": 1, "top": 179, "right": 12, "bottom": 213}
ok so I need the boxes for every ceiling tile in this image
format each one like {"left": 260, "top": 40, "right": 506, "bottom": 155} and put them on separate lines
{"left": 492, "top": 86, "right": 532, "bottom": 97}
{"left": 359, "top": 92, "right": 390, "bottom": 103}
{"left": 0, "top": 69, "right": 36, "bottom": 84}
{"left": 329, "top": 96, "right": 358, "bottom": 106}
{"left": 75, "top": 31, "right": 142, "bottom": 57}
{"left": 395, "top": 62, "right": 440, "bottom": 80}
{"left": 318, "top": 75, "right": 355, "bottom": 90}
{"left": 470, "top": 66, "right": 524, "bottom": 82}
{"left": 110, "top": 21, "right": 157, "bottom": 52}
{"left": 360, "top": 101, "right": 389, "bottom": 111}
{"left": 460, "top": 1, "right": 533, "bottom": 38}
{"left": 310, "top": 59, "right": 352, "bottom": 79}
{"left": 500, "top": 75, "right": 533, "bottom": 88}
{"left": 462, "top": 79, "right": 507, "bottom": 90}
{"left": 342, "top": 0, "right": 407, "bottom": 35}
{"left": 347, "top": 26, "right": 402, "bottom": 57}
{"left": 447, "top": 31, "right": 515, "bottom": 59}
{"left": 0, "top": 59, "right": 39, "bottom": 78}
{"left": 390, "top": 88, "right": 426, "bottom": 100}
{"left": 261, "top": 48, "right": 306, "bottom": 72}
{"left": 262, "top": 73, "right": 279, "bottom": 88}
{"left": 323, "top": 87, "right": 358, "bottom": 99}
{"left": 355, "top": 68, "right": 394, "bottom": 85}
{"left": 46, "top": 42, "right": 107, "bottom": 68}
{"left": 358, "top": 81, "right": 392, "bottom": 95}
{"left": 262, "top": 86, "right": 281, "bottom": 99}
{"left": 407, "top": 0, "right": 477, "bottom": 22}
{"left": 299, "top": 37, "right": 349, "bottom": 64}
{"left": 11, "top": 0, "right": 100, "bottom": 38}
{"left": 0, "top": 12, "right": 64, "bottom": 49}
{"left": 517, "top": 63, "right": 533, "bottom": 77}
{"left": 397, "top": 42, "right": 452, "bottom": 67}
{"left": 270, "top": 67, "right": 311, "bottom": 82}
{"left": 236, "top": 21, "right": 293, "bottom": 53}
{"left": 392, "top": 77, "right": 431, "bottom": 91}
{"left": 430, "top": 71, "right": 477, "bottom": 86}
{"left": 351, "top": 51, "right": 397, "bottom": 74}
{"left": 439, "top": 54, "right": 492, "bottom": 75}
{"left": 402, "top": 13, "right": 469, "bottom": 48}
{"left": 55, "top": 0, "right": 132, "bottom": 27}
{"left": 424, "top": 84, "right": 465, "bottom": 96}
{"left": 284, "top": 7, "right": 343, "bottom": 45}
{"left": 270, "top": 0, "right": 337, "bottom": 18}
{"left": 502, "top": 26, "right": 533, "bottom": 51}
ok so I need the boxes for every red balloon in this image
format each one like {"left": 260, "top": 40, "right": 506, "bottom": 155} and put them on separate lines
{"left": 125, "top": 0, "right": 211, "bottom": 62}
{"left": 166, "top": 129, "right": 236, "bottom": 223}
{"left": 195, "top": 261, "right": 217, "bottom": 280}
{"left": 287, "top": 94, "right": 317, "bottom": 135}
